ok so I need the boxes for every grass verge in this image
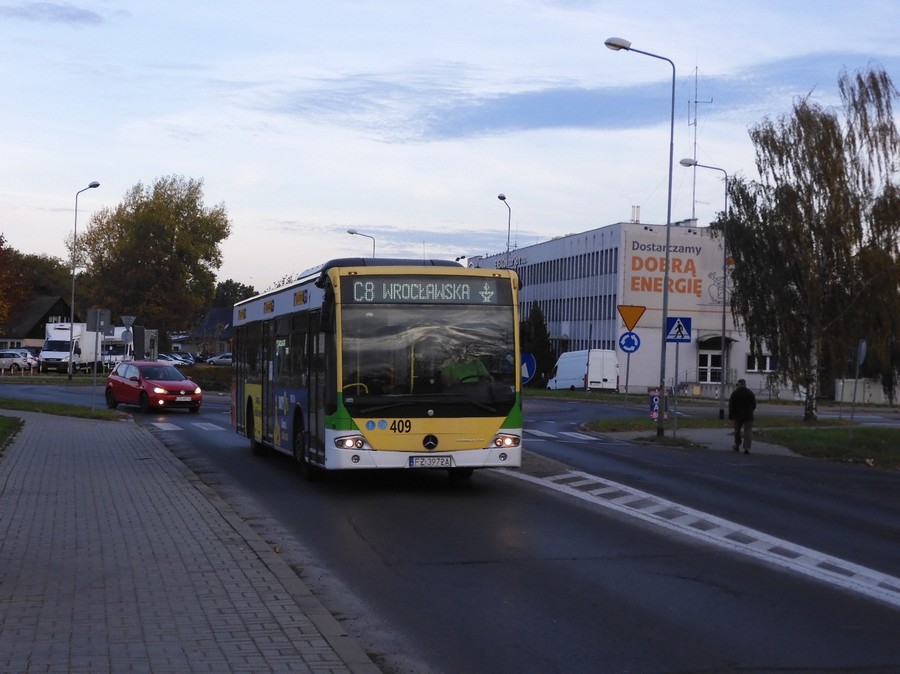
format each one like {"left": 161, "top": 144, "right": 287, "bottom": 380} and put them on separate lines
{"left": 584, "top": 414, "right": 900, "bottom": 470}
{"left": 0, "top": 397, "right": 122, "bottom": 454}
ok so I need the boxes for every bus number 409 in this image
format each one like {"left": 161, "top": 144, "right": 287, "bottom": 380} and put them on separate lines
{"left": 390, "top": 419, "right": 412, "bottom": 433}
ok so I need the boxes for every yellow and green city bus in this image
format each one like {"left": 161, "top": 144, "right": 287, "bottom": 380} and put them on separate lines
{"left": 232, "top": 258, "right": 523, "bottom": 479}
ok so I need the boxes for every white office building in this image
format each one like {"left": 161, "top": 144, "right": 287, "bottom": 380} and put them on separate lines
{"left": 469, "top": 220, "right": 786, "bottom": 400}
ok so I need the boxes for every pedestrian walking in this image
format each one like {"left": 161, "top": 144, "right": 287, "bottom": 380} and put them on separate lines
{"left": 728, "top": 378, "right": 757, "bottom": 454}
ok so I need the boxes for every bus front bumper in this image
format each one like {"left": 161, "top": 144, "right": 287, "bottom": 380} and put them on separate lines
{"left": 325, "top": 445, "right": 522, "bottom": 471}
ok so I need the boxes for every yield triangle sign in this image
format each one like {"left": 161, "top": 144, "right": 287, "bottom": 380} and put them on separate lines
{"left": 617, "top": 305, "right": 646, "bottom": 331}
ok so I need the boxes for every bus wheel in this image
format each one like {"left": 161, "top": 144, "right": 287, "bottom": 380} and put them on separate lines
{"left": 247, "top": 402, "right": 265, "bottom": 455}
{"left": 294, "top": 431, "right": 320, "bottom": 482}
{"left": 448, "top": 467, "right": 474, "bottom": 480}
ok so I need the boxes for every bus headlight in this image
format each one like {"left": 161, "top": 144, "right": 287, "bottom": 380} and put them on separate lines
{"left": 334, "top": 435, "right": 368, "bottom": 450}
{"left": 492, "top": 433, "right": 521, "bottom": 448}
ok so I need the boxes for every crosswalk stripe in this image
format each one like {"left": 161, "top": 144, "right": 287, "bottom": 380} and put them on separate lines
{"left": 151, "top": 423, "right": 182, "bottom": 431}
{"left": 560, "top": 431, "right": 594, "bottom": 440}
{"left": 192, "top": 423, "right": 225, "bottom": 431}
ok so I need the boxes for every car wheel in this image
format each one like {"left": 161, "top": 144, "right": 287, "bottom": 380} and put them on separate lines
{"left": 11, "top": 363, "right": 20, "bottom": 373}
{"left": 105, "top": 388, "right": 118, "bottom": 409}
{"left": 139, "top": 392, "right": 152, "bottom": 413}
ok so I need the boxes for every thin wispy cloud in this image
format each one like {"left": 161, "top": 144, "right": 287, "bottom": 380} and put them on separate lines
{"left": 0, "top": 1, "right": 102, "bottom": 24}
{"left": 1, "top": 0, "right": 897, "bottom": 287}
{"left": 272, "top": 51, "right": 899, "bottom": 143}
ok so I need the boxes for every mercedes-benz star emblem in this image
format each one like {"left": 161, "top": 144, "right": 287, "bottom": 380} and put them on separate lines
{"left": 422, "top": 435, "right": 439, "bottom": 450}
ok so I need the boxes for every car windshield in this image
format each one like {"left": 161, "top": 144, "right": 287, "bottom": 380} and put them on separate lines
{"left": 140, "top": 365, "right": 186, "bottom": 381}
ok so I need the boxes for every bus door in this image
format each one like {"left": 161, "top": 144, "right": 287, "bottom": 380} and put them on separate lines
{"left": 307, "top": 311, "right": 326, "bottom": 455}
{"left": 262, "top": 319, "right": 276, "bottom": 444}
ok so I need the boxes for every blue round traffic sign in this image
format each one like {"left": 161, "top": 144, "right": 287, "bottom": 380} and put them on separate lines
{"left": 520, "top": 351, "right": 537, "bottom": 384}
{"left": 618, "top": 331, "right": 641, "bottom": 353}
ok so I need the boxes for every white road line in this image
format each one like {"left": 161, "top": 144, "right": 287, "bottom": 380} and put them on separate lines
{"left": 560, "top": 431, "right": 595, "bottom": 441}
{"left": 150, "top": 422, "right": 226, "bottom": 432}
{"left": 150, "top": 422, "right": 182, "bottom": 431}
{"left": 525, "top": 429, "right": 555, "bottom": 438}
{"left": 192, "top": 422, "right": 226, "bottom": 431}
{"left": 498, "top": 468, "right": 900, "bottom": 611}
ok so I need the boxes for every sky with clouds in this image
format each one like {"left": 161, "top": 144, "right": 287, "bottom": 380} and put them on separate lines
{"left": 1, "top": 1, "right": 898, "bottom": 290}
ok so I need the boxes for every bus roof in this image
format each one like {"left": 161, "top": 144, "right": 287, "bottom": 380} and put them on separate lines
{"left": 313, "top": 258, "right": 462, "bottom": 288}
{"left": 235, "top": 258, "right": 464, "bottom": 307}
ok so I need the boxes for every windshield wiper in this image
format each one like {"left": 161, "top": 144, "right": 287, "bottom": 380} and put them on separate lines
{"left": 351, "top": 401, "right": 412, "bottom": 415}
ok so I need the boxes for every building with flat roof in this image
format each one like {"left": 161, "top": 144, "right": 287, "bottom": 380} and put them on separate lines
{"left": 469, "top": 220, "right": 785, "bottom": 400}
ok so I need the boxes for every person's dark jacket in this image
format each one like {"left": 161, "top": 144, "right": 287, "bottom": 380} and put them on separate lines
{"left": 728, "top": 386, "right": 757, "bottom": 422}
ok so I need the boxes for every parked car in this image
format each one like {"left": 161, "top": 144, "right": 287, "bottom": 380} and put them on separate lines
{"left": 8, "top": 348, "right": 39, "bottom": 370}
{"left": 173, "top": 353, "right": 195, "bottom": 365}
{"left": 105, "top": 361, "right": 202, "bottom": 413}
{"left": 0, "top": 350, "right": 29, "bottom": 372}
{"left": 163, "top": 352, "right": 194, "bottom": 366}
{"left": 206, "top": 352, "right": 232, "bottom": 366}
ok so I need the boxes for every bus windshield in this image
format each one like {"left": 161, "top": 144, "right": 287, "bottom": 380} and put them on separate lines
{"left": 340, "top": 303, "right": 516, "bottom": 416}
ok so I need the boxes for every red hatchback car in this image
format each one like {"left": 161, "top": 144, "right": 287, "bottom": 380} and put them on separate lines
{"left": 105, "top": 361, "right": 202, "bottom": 413}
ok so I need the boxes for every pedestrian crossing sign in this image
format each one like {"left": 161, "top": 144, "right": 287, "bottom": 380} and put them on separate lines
{"left": 665, "top": 316, "right": 692, "bottom": 343}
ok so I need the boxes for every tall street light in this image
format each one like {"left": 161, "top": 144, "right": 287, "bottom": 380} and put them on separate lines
{"left": 605, "top": 36, "right": 676, "bottom": 437}
{"left": 347, "top": 228, "right": 375, "bottom": 257}
{"left": 68, "top": 181, "right": 100, "bottom": 380}
{"left": 497, "top": 193, "right": 511, "bottom": 264}
{"left": 680, "top": 157, "right": 729, "bottom": 419}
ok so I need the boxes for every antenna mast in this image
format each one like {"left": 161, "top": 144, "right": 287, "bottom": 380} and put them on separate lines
{"left": 688, "top": 67, "right": 713, "bottom": 220}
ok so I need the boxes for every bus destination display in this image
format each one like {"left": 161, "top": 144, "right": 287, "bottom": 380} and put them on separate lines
{"left": 342, "top": 275, "right": 506, "bottom": 305}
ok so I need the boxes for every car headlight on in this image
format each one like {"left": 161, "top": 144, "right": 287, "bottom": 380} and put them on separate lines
{"left": 152, "top": 386, "right": 166, "bottom": 394}
{"left": 193, "top": 386, "right": 202, "bottom": 394}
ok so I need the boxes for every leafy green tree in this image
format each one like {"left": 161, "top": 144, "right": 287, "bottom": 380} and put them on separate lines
{"left": 724, "top": 66, "right": 900, "bottom": 418}
{"left": 78, "top": 175, "right": 231, "bottom": 339}
{"left": 214, "top": 279, "right": 257, "bottom": 307}
{"left": 522, "top": 301, "right": 554, "bottom": 387}
{"left": 15, "top": 252, "right": 70, "bottom": 298}
{"left": 0, "top": 234, "right": 30, "bottom": 325}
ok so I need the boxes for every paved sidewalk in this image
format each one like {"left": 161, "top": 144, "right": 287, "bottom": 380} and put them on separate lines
{"left": 0, "top": 411, "right": 379, "bottom": 674}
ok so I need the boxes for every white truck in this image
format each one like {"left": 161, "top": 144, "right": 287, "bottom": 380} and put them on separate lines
{"left": 547, "top": 349, "right": 619, "bottom": 392}
{"left": 99, "top": 326, "right": 134, "bottom": 370}
{"left": 39, "top": 322, "right": 102, "bottom": 374}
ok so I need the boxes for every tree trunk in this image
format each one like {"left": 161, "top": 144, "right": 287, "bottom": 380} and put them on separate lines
{"left": 804, "top": 339, "right": 819, "bottom": 421}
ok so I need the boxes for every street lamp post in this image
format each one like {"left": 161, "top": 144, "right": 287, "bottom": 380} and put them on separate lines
{"left": 497, "top": 193, "right": 511, "bottom": 264}
{"left": 68, "top": 181, "right": 100, "bottom": 380}
{"left": 347, "top": 229, "right": 375, "bottom": 257}
{"left": 680, "top": 157, "right": 729, "bottom": 419}
{"left": 605, "top": 36, "right": 677, "bottom": 437}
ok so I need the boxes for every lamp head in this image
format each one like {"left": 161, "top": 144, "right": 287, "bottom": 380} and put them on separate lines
{"left": 604, "top": 37, "right": 631, "bottom": 51}
{"left": 347, "top": 229, "right": 357, "bottom": 235}
{"left": 679, "top": 158, "right": 698, "bottom": 167}
{"left": 497, "top": 194, "right": 506, "bottom": 201}
{"left": 88, "top": 181, "right": 100, "bottom": 188}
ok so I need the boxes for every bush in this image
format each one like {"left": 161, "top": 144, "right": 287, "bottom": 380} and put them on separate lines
{"left": 189, "top": 365, "right": 233, "bottom": 393}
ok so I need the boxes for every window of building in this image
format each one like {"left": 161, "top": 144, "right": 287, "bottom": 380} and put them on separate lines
{"left": 698, "top": 352, "right": 722, "bottom": 383}
{"left": 746, "top": 354, "right": 777, "bottom": 373}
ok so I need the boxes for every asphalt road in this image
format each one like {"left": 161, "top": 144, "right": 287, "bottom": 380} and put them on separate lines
{"left": 3, "top": 382, "right": 900, "bottom": 673}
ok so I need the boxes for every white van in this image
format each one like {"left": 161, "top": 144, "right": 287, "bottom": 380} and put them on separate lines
{"left": 547, "top": 349, "right": 618, "bottom": 391}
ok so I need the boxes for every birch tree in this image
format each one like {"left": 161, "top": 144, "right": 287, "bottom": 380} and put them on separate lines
{"left": 724, "top": 66, "right": 899, "bottom": 419}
